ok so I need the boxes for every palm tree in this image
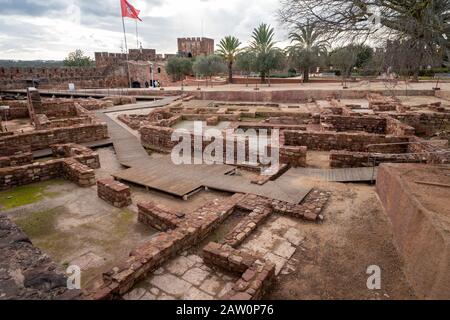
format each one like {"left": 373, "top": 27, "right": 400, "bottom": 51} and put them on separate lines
{"left": 216, "top": 36, "right": 241, "bottom": 84}
{"left": 250, "top": 23, "right": 276, "bottom": 82}
{"left": 287, "top": 23, "right": 327, "bottom": 82}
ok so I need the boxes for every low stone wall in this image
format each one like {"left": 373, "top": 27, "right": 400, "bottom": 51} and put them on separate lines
{"left": 61, "top": 158, "right": 96, "bottom": 187}
{"left": 97, "top": 179, "right": 132, "bottom": 208}
{"left": 181, "top": 114, "right": 240, "bottom": 122}
{"left": 202, "top": 242, "right": 276, "bottom": 300}
{"left": 0, "top": 159, "right": 62, "bottom": 190}
{"left": 141, "top": 125, "right": 307, "bottom": 167}
{"left": 435, "top": 89, "right": 450, "bottom": 101}
{"left": 367, "top": 93, "right": 399, "bottom": 111}
{"left": 101, "top": 96, "right": 136, "bottom": 106}
{"left": 0, "top": 145, "right": 99, "bottom": 190}
{"left": 376, "top": 164, "right": 450, "bottom": 299}
{"left": 321, "top": 115, "right": 387, "bottom": 134}
{"left": 0, "top": 100, "right": 29, "bottom": 119}
{"left": 0, "top": 215, "right": 82, "bottom": 300}
{"left": 279, "top": 146, "right": 307, "bottom": 167}
{"left": 222, "top": 205, "right": 273, "bottom": 248}
{"left": 90, "top": 194, "right": 244, "bottom": 299}
{"left": 189, "top": 89, "right": 435, "bottom": 103}
{"left": 137, "top": 201, "right": 184, "bottom": 231}
{"left": 385, "top": 116, "right": 416, "bottom": 136}
{"left": 330, "top": 150, "right": 427, "bottom": 168}
{"left": 0, "top": 152, "right": 33, "bottom": 168}
{"left": 408, "top": 137, "right": 450, "bottom": 164}
{"left": 88, "top": 188, "right": 331, "bottom": 300}
{"left": 140, "top": 125, "right": 177, "bottom": 153}
{"left": 51, "top": 143, "right": 101, "bottom": 169}
{"left": 389, "top": 112, "right": 450, "bottom": 137}
{"left": 0, "top": 98, "right": 112, "bottom": 120}
{"left": 0, "top": 123, "right": 108, "bottom": 156}
{"left": 284, "top": 130, "right": 409, "bottom": 153}
{"left": 238, "top": 190, "right": 331, "bottom": 222}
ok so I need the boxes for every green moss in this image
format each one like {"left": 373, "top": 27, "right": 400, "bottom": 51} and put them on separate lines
{"left": 118, "top": 208, "right": 135, "bottom": 224}
{"left": 14, "top": 207, "right": 63, "bottom": 238}
{"left": 0, "top": 180, "right": 64, "bottom": 209}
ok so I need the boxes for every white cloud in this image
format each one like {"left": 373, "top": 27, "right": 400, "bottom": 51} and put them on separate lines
{"left": 0, "top": 0, "right": 288, "bottom": 60}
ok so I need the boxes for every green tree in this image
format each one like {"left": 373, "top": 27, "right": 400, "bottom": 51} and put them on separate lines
{"left": 355, "top": 45, "right": 374, "bottom": 69}
{"left": 330, "top": 46, "right": 358, "bottom": 87}
{"left": 63, "top": 50, "right": 94, "bottom": 67}
{"left": 216, "top": 36, "right": 242, "bottom": 84}
{"left": 193, "top": 55, "right": 226, "bottom": 87}
{"left": 257, "top": 48, "right": 286, "bottom": 87}
{"left": 250, "top": 23, "right": 277, "bottom": 82}
{"left": 287, "top": 23, "right": 327, "bottom": 82}
{"left": 279, "top": 0, "right": 450, "bottom": 79}
{"left": 166, "top": 57, "right": 193, "bottom": 88}
{"left": 236, "top": 50, "right": 257, "bottom": 87}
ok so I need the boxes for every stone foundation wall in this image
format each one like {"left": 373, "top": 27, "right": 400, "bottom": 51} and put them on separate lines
{"left": 141, "top": 125, "right": 306, "bottom": 167}
{"left": 97, "top": 179, "right": 132, "bottom": 208}
{"left": 385, "top": 116, "right": 416, "bottom": 136}
{"left": 0, "top": 123, "right": 108, "bottom": 156}
{"left": 0, "top": 159, "right": 62, "bottom": 190}
{"left": 389, "top": 113, "right": 450, "bottom": 137}
{"left": 279, "top": 146, "right": 307, "bottom": 167}
{"left": 0, "top": 98, "right": 112, "bottom": 120}
{"left": 202, "top": 242, "right": 276, "bottom": 300}
{"left": 61, "top": 158, "right": 96, "bottom": 187}
{"left": 408, "top": 137, "right": 450, "bottom": 164}
{"left": 367, "top": 93, "right": 399, "bottom": 111}
{"left": 376, "top": 164, "right": 450, "bottom": 299}
{"left": 330, "top": 150, "right": 427, "bottom": 168}
{"left": 89, "top": 188, "right": 332, "bottom": 300}
{"left": 137, "top": 201, "right": 184, "bottom": 231}
{"left": 0, "top": 152, "right": 33, "bottom": 168}
{"left": 321, "top": 115, "right": 387, "bottom": 134}
{"left": 264, "top": 115, "right": 311, "bottom": 125}
{"left": 140, "top": 125, "right": 177, "bottom": 153}
{"left": 0, "top": 144, "right": 99, "bottom": 190}
{"left": 284, "top": 130, "right": 409, "bottom": 153}
{"left": 90, "top": 194, "right": 245, "bottom": 299}
{"left": 190, "top": 89, "right": 434, "bottom": 103}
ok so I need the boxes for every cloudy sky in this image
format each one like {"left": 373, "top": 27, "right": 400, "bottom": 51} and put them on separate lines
{"left": 0, "top": 0, "right": 289, "bottom": 60}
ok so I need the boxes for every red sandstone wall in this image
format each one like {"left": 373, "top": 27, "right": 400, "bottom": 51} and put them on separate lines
{"left": 284, "top": 130, "right": 409, "bottom": 152}
{"left": 376, "top": 164, "right": 450, "bottom": 299}
{"left": 0, "top": 65, "right": 128, "bottom": 90}
{"left": 189, "top": 89, "right": 435, "bottom": 103}
{"left": 321, "top": 115, "right": 387, "bottom": 134}
{"left": 0, "top": 123, "right": 108, "bottom": 156}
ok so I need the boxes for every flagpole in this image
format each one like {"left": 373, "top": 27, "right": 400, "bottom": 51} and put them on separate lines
{"left": 136, "top": 20, "right": 139, "bottom": 49}
{"left": 121, "top": 15, "right": 128, "bottom": 53}
{"left": 121, "top": 15, "right": 132, "bottom": 88}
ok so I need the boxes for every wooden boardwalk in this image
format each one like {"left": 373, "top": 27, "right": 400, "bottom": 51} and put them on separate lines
{"left": 283, "top": 167, "right": 378, "bottom": 182}
{"left": 97, "top": 98, "right": 311, "bottom": 203}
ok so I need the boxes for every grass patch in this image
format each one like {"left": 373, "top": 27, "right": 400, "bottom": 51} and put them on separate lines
{"left": 14, "top": 207, "right": 63, "bottom": 238}
{"left": 0, "top": 180, "right": 64, "bottom": 210}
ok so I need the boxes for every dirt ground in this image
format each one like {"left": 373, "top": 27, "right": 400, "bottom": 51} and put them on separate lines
{"left": 0, "top": 147, "right": 418, "bottom": 299}
{"left": 267, "top": 179, "right": 416, "bottom": 300}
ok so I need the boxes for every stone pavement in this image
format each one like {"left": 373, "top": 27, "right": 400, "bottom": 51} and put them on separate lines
{"left": 122, "top": 213, "right": 309, "bottom": 300}
{"left": 123, "top": 252, "right": 238, "bottom": 300}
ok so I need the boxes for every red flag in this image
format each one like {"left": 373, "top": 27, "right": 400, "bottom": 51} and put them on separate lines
{"left": 121, "top": 0, "right": 142, "bottom": 21}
